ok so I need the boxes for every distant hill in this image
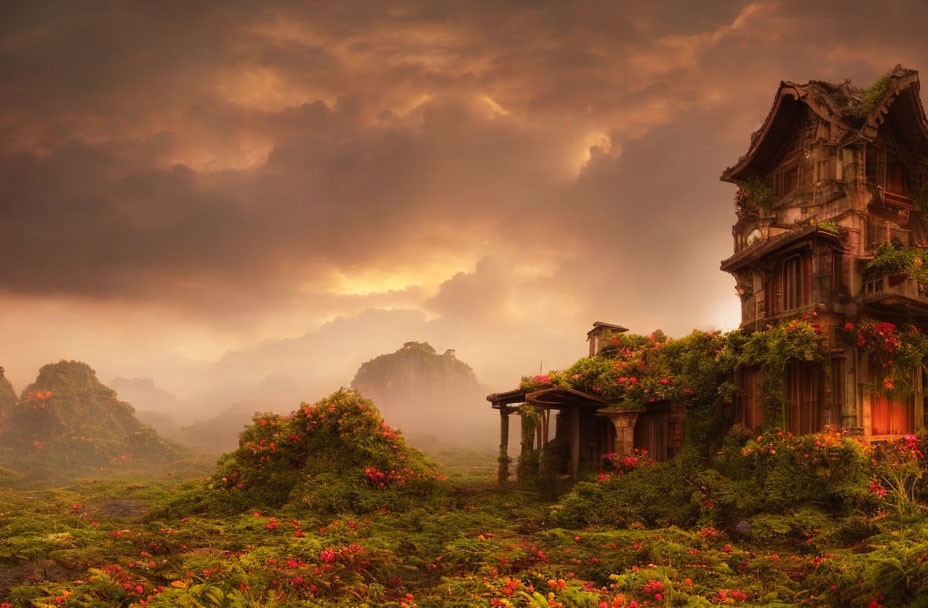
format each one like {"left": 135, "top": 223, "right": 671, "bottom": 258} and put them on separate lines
{"left": 0, "top": 366, "right": 16, "bottom": 432}
{"left": 350, "top": 342, "right": 495, "bottom": 448}
{"left": 0, "top": 361, "right": 187, "bottom": 479}
{"left": 109, "top": 377, "right": 193, "bottom": 443}
{"left": 175, "top": 399, "right": 278, "bottom": 453}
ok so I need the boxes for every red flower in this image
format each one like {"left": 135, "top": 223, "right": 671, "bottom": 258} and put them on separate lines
{"left": 320, "top": 549, "right": 336, "bottom": 563}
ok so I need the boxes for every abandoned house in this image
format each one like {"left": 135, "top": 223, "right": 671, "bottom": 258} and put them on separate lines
{"left": 488, "top": 66, "right": 928, "bottom": 485}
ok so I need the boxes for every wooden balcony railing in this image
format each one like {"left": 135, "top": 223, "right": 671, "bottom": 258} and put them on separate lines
{"left": 861, "top": 273, "right": 928, "bottom": 305}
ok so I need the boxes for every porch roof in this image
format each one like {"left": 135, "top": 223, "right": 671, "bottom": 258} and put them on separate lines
{"left": 486, "top": 388, "right": 526, "bottom": 408}
{"left": 525, "top": 386, "right": 608, "bottom": 410}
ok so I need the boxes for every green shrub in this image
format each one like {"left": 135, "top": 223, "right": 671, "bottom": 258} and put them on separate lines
{"left": 207, "top": 389, "right": 447, "bottom": 513}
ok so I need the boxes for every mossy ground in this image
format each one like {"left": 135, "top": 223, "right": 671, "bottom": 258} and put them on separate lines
{"left": 2, "top": 441, "right": 928, "bottom": 608}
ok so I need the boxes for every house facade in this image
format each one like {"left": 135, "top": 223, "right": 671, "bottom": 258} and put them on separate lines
{"left": 722, "top": 66, "right": 928, "bottom": 438}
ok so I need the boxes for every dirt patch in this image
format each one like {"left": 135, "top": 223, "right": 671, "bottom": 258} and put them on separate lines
{"left": 91, "top": 498, "right": 148, "bottom": 518}
{"left": 0, "top": 559, "right": 79, "bottom": 592}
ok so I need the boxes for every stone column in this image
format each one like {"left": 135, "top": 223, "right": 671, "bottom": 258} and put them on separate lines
{"left": 497, "top": 407, "right": 510, "bottom": 487}
{"left": 570, "top": 407, "right": 580, "bottom": 478}
{"left": 603, "top": 410, "right": 642, "bottom": 456}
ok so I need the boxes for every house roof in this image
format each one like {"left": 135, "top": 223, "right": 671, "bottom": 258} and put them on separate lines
{"left": 586, "top": 321, "right": 629, "bottom": 337}
{"left": 720, "top": 225, "right": 843, "bottom": 272}
{"left": 721, "top": 66, "right": 928, "bottom": 183}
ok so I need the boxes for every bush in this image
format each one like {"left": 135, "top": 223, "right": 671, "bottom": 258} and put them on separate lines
{"left": 554, "top": 428, "right": 880, "bottom": 531}
{"left": 551, "top": 459, "right": 699, "bottom": 528}
{"left": 207, "top": 389, "right": 447, "bottom": 513}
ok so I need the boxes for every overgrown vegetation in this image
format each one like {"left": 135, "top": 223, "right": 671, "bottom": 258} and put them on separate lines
{"left": 842, "top": 318, "right": 928, "bottom": 396}
{"left": 865, "top": 242, "right": 928, "bottom": 286}
{"left": 4, "top": 429, "right": 928, "bottom": 606}
{"left": 737, "top": 177, "right": 778, "bottom": 214}
{"left": 853, "top": 75, "right": 894, "bottom": 119}
{"left": 4, "top": 340, "right": 928, "bottom": 606}
{"left": 519, "top": 319, "right": 827, "bottom": 442}
{"left": 206, "top": 389, "right": 446, "bottom": 513}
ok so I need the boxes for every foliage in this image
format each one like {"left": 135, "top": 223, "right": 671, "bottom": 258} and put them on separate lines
{"left": 853, "top": 75, "right": 893, "bottom": 119}
{"left": 8, "top": 435, "right": 928, "bottom": 607}
{"left": 208, "top": 389, "right": 446, "bottom": 513}
{"left": 865, "top": 242, "right": 928, "bottom": 285}
{"left": 815, "top": 219, "right": 839, "bottom": 233}
{"left": 722, "top": 316, "right": 828, "bottom": 427}
{"left": 737, "top": 177, "right": 778, "bottom": 214}
{"left": 516, "top": 405, "right": 541, "bottom": 486}
{"left": 553, "top": 427, "right": 878, "bottom": 532}
{"left": 519, "top": 320, "right": 826, "bottom": 449}
{"left": 737, "top": 177, "right": 778, "bottom": 215}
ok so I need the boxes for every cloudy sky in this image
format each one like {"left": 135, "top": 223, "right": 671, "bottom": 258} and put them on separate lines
{"left": 1, "top": 0, "right": 927, "bottom": 410}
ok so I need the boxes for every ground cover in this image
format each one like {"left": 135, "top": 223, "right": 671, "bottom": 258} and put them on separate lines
{"left": 3, "top": 396, "right": 928, "bottom": 607}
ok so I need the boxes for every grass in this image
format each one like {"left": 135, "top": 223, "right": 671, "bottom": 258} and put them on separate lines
{"left": 1, "top": 445, "right": 927, "bottom": 607}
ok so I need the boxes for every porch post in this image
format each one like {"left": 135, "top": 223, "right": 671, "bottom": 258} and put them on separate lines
{"left": 497, "top": 407, "right": 510, "bottom": 487}
{"left": 568, "top": 407, "right": 581, "bottom": 478}
{"left": 604, "top": 410, "right": 642, "bottom": 457}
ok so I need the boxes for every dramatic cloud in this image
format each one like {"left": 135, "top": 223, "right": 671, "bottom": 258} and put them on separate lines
{"left": 1, "top": 1, "right": 927, "bottom": 416}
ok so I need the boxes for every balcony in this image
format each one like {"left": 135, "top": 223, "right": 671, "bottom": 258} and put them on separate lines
{"left": 860, "top": 273, "right": 928, "bottom": 313}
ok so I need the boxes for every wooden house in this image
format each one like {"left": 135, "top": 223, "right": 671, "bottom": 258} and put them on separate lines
{"left": 722, "top": 66, "right": 928, "bottom": 438}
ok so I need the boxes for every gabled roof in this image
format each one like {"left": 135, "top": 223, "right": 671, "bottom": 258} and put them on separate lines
{"left": 722, "top": 66, "right": 928, "bottom": 183}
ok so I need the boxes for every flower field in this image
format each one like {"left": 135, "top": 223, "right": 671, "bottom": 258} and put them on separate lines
{"left": 3, "top": 394, "right": 928, "bottom": 607}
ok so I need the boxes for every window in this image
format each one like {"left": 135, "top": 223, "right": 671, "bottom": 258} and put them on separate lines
{"left": 781, "top": 255, "right": 810, "bottom": 310}
{"left": 765, "top": 254, "right": 810, "bottom": 316}
{"left": 775, "top": 165, "right": 799, "bottom": 197}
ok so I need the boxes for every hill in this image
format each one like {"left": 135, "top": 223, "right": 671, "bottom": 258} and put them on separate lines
{"left": 0, "top": 366, "right": 16, "bottom": 432}
{"left": 108, "top": 376, "right": 202, "bottom": 446}
{"left": 175, "top": 399, "right": 279, "bottom": 453}
{"left": 350, "top": 342, "right": 495, "bottom": 447}
{"left": 0, "top": 360, "right": 187, "bottom": 480}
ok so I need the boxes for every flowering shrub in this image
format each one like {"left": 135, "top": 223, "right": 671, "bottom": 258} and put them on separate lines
{"left": 707, "top": 428, "right": 876, "bottom": 520}
{"left": 842, "top": 319, "right": 928, "bottom": 394}
{"left": 210, "top": 389, "right": 446, "bottom": 512}
{"left": 604, "top": 449, "right": 654, "bottom": 476}
{"left": 520, "top": 330, "right": 736, "bottom": 418}
{"left": 869, "top": 432, "right": 928, "bottom": 521}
